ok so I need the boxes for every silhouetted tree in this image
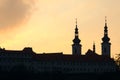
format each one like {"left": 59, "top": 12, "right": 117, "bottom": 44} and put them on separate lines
{"left": 115, "top": 54, "right": 120, "bottom": 70}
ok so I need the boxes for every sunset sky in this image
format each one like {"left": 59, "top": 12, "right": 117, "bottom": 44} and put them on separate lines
{"left": 0, "top": 0, "right": 120, "bottom": 58}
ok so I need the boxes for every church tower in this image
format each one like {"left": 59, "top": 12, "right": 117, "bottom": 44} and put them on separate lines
{"left": 72, "top": 19, "right": 82, "bottom": 55}
{"left": 101, "top": 17, "right": 111, "bottom": 57}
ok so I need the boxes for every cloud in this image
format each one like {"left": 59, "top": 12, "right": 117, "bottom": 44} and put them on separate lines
{"left": 0, "top": 0, "right": 36, "bottom": 29}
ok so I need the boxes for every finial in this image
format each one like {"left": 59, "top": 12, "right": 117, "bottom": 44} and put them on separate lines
{"left": 105, "top": 16, "right": 107, "bottom": 23}
{"left": 75, "top": 18, "right": 77, "bottom": 25}
{"left": 93, "top": 41, "right": 95, "bottom": 45}
{"left": 104, "top": 16, "right": 108, "bottom": 27}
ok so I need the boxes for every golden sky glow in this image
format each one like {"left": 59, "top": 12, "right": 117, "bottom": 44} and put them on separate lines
{"left": 0, "top": 0, "right": 120, "bottom": 58}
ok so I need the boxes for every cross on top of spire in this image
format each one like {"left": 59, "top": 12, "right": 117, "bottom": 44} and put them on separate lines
{"left": 76, "top": 18, "right": 77, "bottom": 25}
{"left": 93, "top": 41, "right": 95, "bottom": 45}
{"left": 102, "top": 16, "right": 110, "bottom": 42}
{"left": 75, "top": 18, "right": 78, "bottom": 33}
{"left": 105, "top": 16, "right": 107, "bottom": 27}
{"left": 105, "top": 16, "right": 107, "bottom": 23}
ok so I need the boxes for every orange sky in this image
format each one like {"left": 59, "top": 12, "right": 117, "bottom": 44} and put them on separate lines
{"left": 0, "top": 0, "right": 120, "bottom": 58}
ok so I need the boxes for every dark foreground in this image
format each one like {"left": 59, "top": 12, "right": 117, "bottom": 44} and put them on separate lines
{"left": 0, "top": 71, "right": 120, "bottom": 80}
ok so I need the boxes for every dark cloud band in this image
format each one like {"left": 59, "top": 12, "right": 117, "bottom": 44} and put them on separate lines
{"left": 0, "top": 0, "right": 36, "bottom": 29}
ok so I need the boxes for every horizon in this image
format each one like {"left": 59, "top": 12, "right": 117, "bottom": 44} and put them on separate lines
{"left": 0, "top": 0, "right": 120, "bottom": 58}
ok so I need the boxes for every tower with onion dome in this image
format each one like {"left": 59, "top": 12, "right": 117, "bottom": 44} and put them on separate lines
{"left": 101, "top": 17, "right": 111, "bottom": 57}
{"left": 72, "top": 19, "right": 82, "bottom": 55}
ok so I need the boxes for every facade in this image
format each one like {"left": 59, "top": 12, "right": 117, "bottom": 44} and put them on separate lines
{"left": 0, "top": 18, "right": 118, "bottom": 73}
{"left": 0, "top": 48, "right": 117, "bottom": 73}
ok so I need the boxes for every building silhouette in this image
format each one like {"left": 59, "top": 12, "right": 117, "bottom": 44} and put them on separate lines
{"left": 0, "top": 18, "right": 117, "bottom": 73}
{"left": 72, "top": 19, "right": 82, "bottom": 55}
{"left": 101, "top": 17, "right": 111, "bottom": 57}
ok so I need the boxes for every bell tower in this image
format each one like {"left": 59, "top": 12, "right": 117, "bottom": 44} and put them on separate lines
{"left": 101, "top": 17, "right": 111, "bottom": 57}
{"left": 72, "top": 19, "right": 82, "bottom": 55}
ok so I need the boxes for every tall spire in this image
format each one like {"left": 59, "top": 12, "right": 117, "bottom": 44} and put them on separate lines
{"left": 75, "top": 18, "right": 79, "bottom": 37}
{"left": 73, "top": 18, "right": 80, "bottom": 44}
{"left": 101, "top": 17, "right": 111, "bottom": 58}
{"left": 105, "top": 16, "right": 107, "bottom": 27}
{"left": 72, "top": 19, "right": 82, "bottom": 55}
{"left": 102, "top": 16, "right": 110, "bottom": 42}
